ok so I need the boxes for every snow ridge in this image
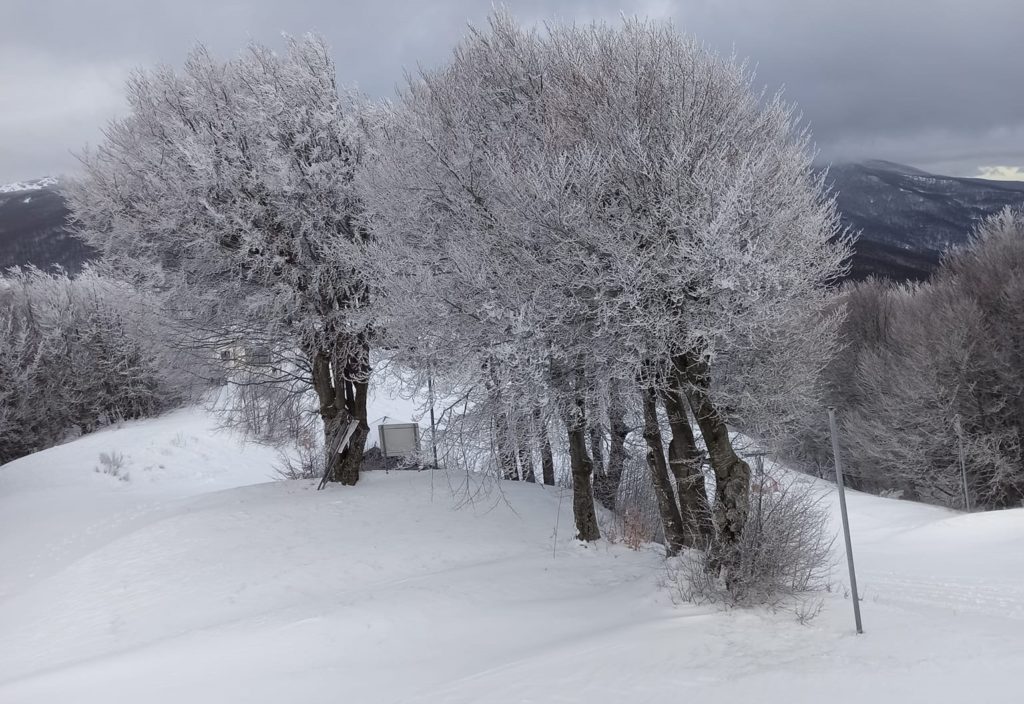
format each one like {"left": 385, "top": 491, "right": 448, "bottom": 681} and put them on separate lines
{"left": 0, "top": 177, "right": 59, "bottom": 194}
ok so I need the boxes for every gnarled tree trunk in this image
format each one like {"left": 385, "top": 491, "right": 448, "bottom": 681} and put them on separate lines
{"left": 640, "top": 385, "right": 686, "bottom": 555}
{"left": 663, "top": 367, "right": 712, "bottom": 548}
{"left": 311, "top": 341, "right": 370, "bottom": 486}
{"left": 566, "top": 413, "right": 601, "bottom": 541}
{"left": 564, "top": 365, "right": 600, "bottom": 541}
{"left": 682, "top": 354, "right": 750, "bottom": 547}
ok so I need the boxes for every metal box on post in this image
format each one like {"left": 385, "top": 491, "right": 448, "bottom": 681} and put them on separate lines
{"left": 378, "top": 423, "right": 421, "bottom": 459}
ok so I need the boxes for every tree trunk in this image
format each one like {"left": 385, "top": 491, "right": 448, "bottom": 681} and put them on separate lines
{"left": 335, "top": 375, "right": 369, "bottom": 486}
{"left": 663, "top": 368, "right": 712, "bottom": 548}
{"left": 494, "top": 410, "right": 519, "bottom": 480}
{"left": 518, "top": 415, "right": 537, "bottom": 483}
{"left": 312, "top": 351, "right": 345, "bottom": 484}
{"left": 565, "top": 371, "right": 600, "bottom": 541}
{"left": 311, "top": 343, "right": 370, "bottom": 487}
{"left": 640, "top": 385, "right": 687, "bottom": 555}
{"left": 485, "top": 359, "right": 519, "bottom": 481}
{"left": 589, "top": 423, "right": 605, "bottom": 476}
{"left": 566, "top": 417, "right": 600, "bottom": 541}
{"left": 594, "top": 380, "right": 627, "bottom": 511}
{"left": 534, "top": 406, "right": 556, "bottom": 486}
{"left": 682, "top": 354, "right": 750, "bottom": 547}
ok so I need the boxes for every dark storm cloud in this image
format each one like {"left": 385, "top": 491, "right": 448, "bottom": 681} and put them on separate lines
{"left": 2, "top": 0, "right": 1022, "bottom": 183}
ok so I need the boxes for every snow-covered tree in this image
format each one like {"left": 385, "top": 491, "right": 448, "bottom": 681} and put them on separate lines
{"left": 68, "top": 36, "right": 373, "bottom": 484}
{"left": 363, "top": 14, "right": 848, "bottom": 548}
{"left": 822, "top": 210, "right": 1024, "bottom": 509}
{"left": 0, "top": 268, "right": 183, "bottom": 464}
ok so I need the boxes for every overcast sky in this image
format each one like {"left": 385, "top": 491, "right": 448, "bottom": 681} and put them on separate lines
{"left": 2, "top": 0, "right": 1022, "bottom": 184}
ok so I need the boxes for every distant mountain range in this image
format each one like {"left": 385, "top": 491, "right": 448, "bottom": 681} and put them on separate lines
{"left": 2, "top": 162, "right": 1024, "bottom": 280}
{"left": 825, "top": 160, "right": 1024, "bottom": 280}
{"left": 0, "top": 179, "right": 95, "bottom": 274}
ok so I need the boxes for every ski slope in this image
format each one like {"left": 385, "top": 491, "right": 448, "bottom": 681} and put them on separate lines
{"left": 1, "top": 406, "right": 1022, "bottom": 703}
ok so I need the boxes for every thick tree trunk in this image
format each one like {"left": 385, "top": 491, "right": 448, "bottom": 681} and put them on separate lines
{"left": 312, "top": 352, "right": 345, "bottom": 483}
{"left": 566, "top": 417, "right": 600, "bottom": 541}
{"left": 640, "top": 386, "right": 687, "bottom": 555}
{"left": 565, "top": 375, "right": 600, "bottom": 541}
{"left": 663, "top": 370, "right": 712, "bottom": 548}
{"left": 311, "top": 343, "right": 370, "bottom": 487}
{"left": 335, "top": 375, "right": 369, "bottom": 486}
{"left": 682, "top": 355, "right": 750, "bottom": 547}
{"left": 534, "top": 406, "right": 556, "bottom": 486}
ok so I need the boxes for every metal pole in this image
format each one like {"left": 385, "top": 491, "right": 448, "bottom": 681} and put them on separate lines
{"left": 954, "top": 415, "right": 971, "bottom": 512}
{"left": 959, "top": 439, "right": 971, "bottom": 512}
{"left": 427, "top": 370, "right": 439, "bottom": 470}
{"left": 828, "top": 406, "right": 863, "bottom": 634}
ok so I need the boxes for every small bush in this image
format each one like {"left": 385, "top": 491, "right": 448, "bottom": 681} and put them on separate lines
{"left": 620, "top": 507, "right": 654, "bottom": 550}
{"left": 668, "top": 475, "right": 833, "bottom": 614}
{"left": 607, "top": 452, "right": 665, "bottom": 546}
{"left": 96, "top": 451, "right": 130, "bottom": 481}
{"left": 273, "top": 432, "right": 324, "bottom": 480}
{"left": 603, "top": 505, "right": 659, "bottom": 550}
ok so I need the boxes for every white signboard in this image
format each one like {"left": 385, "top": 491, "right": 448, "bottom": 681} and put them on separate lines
{"left": 379, "top": 423, "right": 420, "bottom": 458}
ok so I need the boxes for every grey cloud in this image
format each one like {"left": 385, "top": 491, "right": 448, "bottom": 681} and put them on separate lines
{"left": 1, "top": 0, "right": 1021, "bottom": 182}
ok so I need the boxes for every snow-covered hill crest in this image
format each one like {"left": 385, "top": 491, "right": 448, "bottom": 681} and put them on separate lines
{"left": 0, "top": 177, "right": 59, "bottom": 194}
{"left": 1, "top": 406, "right": 1022, "bottom": 703}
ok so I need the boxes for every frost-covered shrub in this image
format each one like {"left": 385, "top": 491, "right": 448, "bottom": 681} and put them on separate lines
{"left": 210, "top": 363, "right": 318, "bottom": 447}
{"left": 669, "top": 474, "right": 833, "bottom": 610}
{"left": 95, "top": 450, "right": 129, "bottom": 481}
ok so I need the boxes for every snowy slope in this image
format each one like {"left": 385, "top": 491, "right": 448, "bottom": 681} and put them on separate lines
{"left": 1, "top": 406, "right": 1022, "bottom": 703}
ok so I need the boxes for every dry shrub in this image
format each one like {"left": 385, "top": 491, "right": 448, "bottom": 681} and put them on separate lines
{"left": 95, "top": 450, "right": 130, "bottom": 482}
{"left": 273, "top": 429, "right": 324, "bottom": 480}
{"left": 668, "top": 475, "right": 834, "bottom": 615}
{"left": 621, "top": 507, "right": 652, "bottom": 550}
{"left": 603, "top": 505, "right": 658, "bottom": 550}
{"left": 608, "top": 452, "right": 665, "bottom": 545}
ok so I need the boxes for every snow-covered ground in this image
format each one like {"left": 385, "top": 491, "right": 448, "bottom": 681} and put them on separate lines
{"left": 1, "top": 405, "right": 1022, "bottom": 703}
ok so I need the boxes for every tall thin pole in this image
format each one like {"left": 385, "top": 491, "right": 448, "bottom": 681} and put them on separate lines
{"left": 954, "top": 415, "right": 971, "bottom": 512}
{"left": 828, "top": 406, "right": 864, "bottom": 634}
{"left": 427, "top": 369, "right": 439, "bottom": 470}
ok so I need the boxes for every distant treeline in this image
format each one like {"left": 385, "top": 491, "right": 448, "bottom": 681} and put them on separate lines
{"left": 0, "top": 269, "right": 188, "bottom": 464}
{"left": 792, "top": 210, "right": 1024, "bottom": 510}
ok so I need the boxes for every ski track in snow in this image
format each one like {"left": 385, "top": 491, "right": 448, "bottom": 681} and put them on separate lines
{"left": 863, "top": 572, "right": 1024, "bottom": 620}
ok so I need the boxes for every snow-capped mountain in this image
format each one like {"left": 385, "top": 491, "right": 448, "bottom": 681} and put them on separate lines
{"left": 825, "top": 160, "right": 1024, "bottom": 280}
{"left": 0, "top": 177, "right": 96, "bottom": 273}
{"left": 0, "top": 177, "right": 60, "bottom": 195}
